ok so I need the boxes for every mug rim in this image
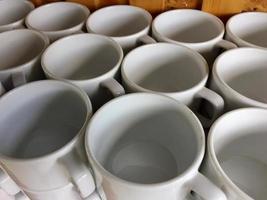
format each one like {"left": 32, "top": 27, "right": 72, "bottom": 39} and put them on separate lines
{"left": 207, "top": 107, "right": 266, "bottom": 199}
{"left": 121, "top": 42, "right": 209, "bottom": 96}
{"left": 152, "top": 9, "right": 225, "bottom": 46}
{"left": 85, "top": 92, "right": 205, "bottom": 188}
{"left": 25, "top": 2, "right": 90, "bottom": 34}
{"left": 0, "top": 0, "right": 34, "bottom": 29}
{"left": 41, "top": 33, "right": 124, "bottom": 83}
{"left": 86, "top": 5, "right": 152, "bottom": 39}
{"left": 226, "top": 12, "right": 267, "bottom": 49}
{"left": 212, "top": 47, "right": 267, "bottom": 108}
{"left": 0, "top": 29, "right": 50, "bottom": 73}
{"left": 0, "top": 80, "right": 92, "bottom": 162}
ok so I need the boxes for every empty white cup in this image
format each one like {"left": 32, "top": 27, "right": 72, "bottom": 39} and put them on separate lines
{"left": 121, "top": 43, "right": 224, "bottom": 127}
{"left": 0, "top": 0, "right": 34, "bottom": 33}
{"left": 152, "top": 9, "right": 237, "bottom": 65}
{"left": 26, "top": 2, "right": 90, "bottom": 42}
{"left": 226, "top": 12, "right": 267, "bottom": 49}
{"left": 0, "top": 81, "right": 96, "bottom": 199}
{"left": 211, "top": 48, "right": 267, "bottom": 111}
{"left": 0, "top": 29, "right": 49, "bottom": 97}
{"left": 85, "top": 93, "right": 226, "bottom": 200}
{"left": 86, "top": 5, "right": 155, "bottom": 53}
{"left": 202, "top": 108, "right": 267, "bottom": 200}
{"left": 42, "top": 33, "right": 124, "bottom": 110}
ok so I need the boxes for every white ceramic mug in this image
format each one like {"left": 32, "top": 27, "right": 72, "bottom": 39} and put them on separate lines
{"left": 85, "top": 93, "right": 226, "bottom": 200}
{"left": 121, "top": 43, "right": 224, "bottom": 127}
{"left": 25, "top": 2, "right": 90, "bottom": 42}
{"left": 226, "top": 12, "right": 267, "bottom": 49}
{"left": 0, "top": 29, "right": 49, "bottom": 97}
{"left": 210, "top": 47, "right": 267, "bottom": 111}
{"left": 201, "top": 108, "right": 267, "bottom": 200}
{"left": 0, "top": 166, "right": 29, "bottom": 200}
{"left": 152, "top": 9, "right": 237, "bottom": 65}
{"left": 42, "top": 33, "right": 125, "bottom": 110}
{"left": 86, "top": 5, "right": 155, "bottom": 53}
{"left": 0, "top": 80, "right": 98, "bottom": 200}
{"left": 0, "top": 0, "right": 34, "bottom": 33}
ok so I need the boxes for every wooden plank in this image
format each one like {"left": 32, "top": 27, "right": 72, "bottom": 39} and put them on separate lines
{"left": 129, "top": 0, "right": 202, "bottom": 15}
{"left": 202, "top": 0, "right": 267, "bottom": 20}
{"left": 66, "top": 0, "right": 128, "bottom": 10}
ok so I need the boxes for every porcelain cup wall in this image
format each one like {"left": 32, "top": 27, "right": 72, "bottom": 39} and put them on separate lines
{"left": 0, "top": 81, "right": 97, "bottom": 200}
{"left": 85, "top": 93, "right": 227, "bottom": 200}
{"left": 42, "top": 33, "right": 124, "bottom": 111}
{"left": 0, "top": 29, "right": 49, "bottom": 97}
{"left": 210, "top": 48, "right": 267, "bottom": 111}
{"left": 0, "top": 0, "right": 34, "bottom": 32}
{"left": 86, "top": 5, "right": 155, "bottom": 53}
{"left": 121, "top": 43, "right": 224, "bottom": 127}
{"left": 226, "top": 12, "right": 267, "bottom": 49}
{"left": 201, "top": 108, "right": 267, "bottom": 200}
{"left": 25, "top": 2, "right": 90, "bottom": 42}
{"left": 152, "top": 9, "right": 237, "bottom": 66}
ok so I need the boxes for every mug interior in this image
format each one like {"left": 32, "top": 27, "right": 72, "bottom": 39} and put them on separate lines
{"left": 26, "top": 2, "right": 88, "bottom": 31}
{"left": 0, "top": 81, "right": 89, "bottom": 159}
{"left": 0, "top": 0, "right": 33, "bottom": 26}
{"left": 210, "top": 109, "right": 267, "bottom": 200}
{"left": 0, "top": 30, "right": 47, "bottom": 70}
{"left": 215, "top": 48, "right": 267, "bottom": 104}
{"left": 227, "top": 12, "right": 267, "bottom": 48}
{"left": 87, "top": 94, "right": 202, "bottom": 184}
{"left": 122, "top": 43, "right": 207, "bottom": 93}
{"left": 153, "top": 10, "right": 223, "bottom": 43}
{"left": 42, "top": 34, "right": 122, "bottom": 80}
{"left": 87, "top": 5, "right": 152, "bottom": 37}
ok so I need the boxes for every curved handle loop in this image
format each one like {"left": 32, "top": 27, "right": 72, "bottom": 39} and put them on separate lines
{"left": 138, "top": 35, "right": 157, "bottom": 45}
{"left": 100, "top": 78, "right": 125, "bottom": 98}
{"left": 215, "top": 39, "right": 238, "bottom": 51}
{"left": 0, "top": 168, "right": 29, "bottom": 200}
{"left": 0, "top": 82, "right": 5, "bottom": 97}
{"left": 194, "top": 87, "right": 224, "bottom": 128}
{"left": 11, "top": 72, "right": 27, "bottom": 88}
{"left": 61, "top": 150, "right": 96, "bottom": 199}
{"left": 191, "top": 172, "right": 227, "bottom": 200}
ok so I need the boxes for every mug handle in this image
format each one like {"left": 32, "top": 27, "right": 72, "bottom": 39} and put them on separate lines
{"left": 194, "top": 87, "right": 224, "bottom": 128}
{"left": 0, "top": 168, "right": 29, "bottom": 200}
{"left": 100, "top": 78, "right": 125, "bottom": 97}
{"left": 61, "top": 150, "right": 96, "bottom": 199}
{"left": 138, "top": 35, "right": 157, "bottom": 45}
{"left": 11, "top": 71, "right": 27, "bottom": 88}
{"left": 84, "top": 191, "right": 102, "bottom": 200}
{"left": 215, "top": 39, "right": 237, "bottom": 50}
{"left": 0, "top": 82, "right": 6, "bottom": 96}
{"left": 190, "top": 172, "right": 227, "bottom": 200}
